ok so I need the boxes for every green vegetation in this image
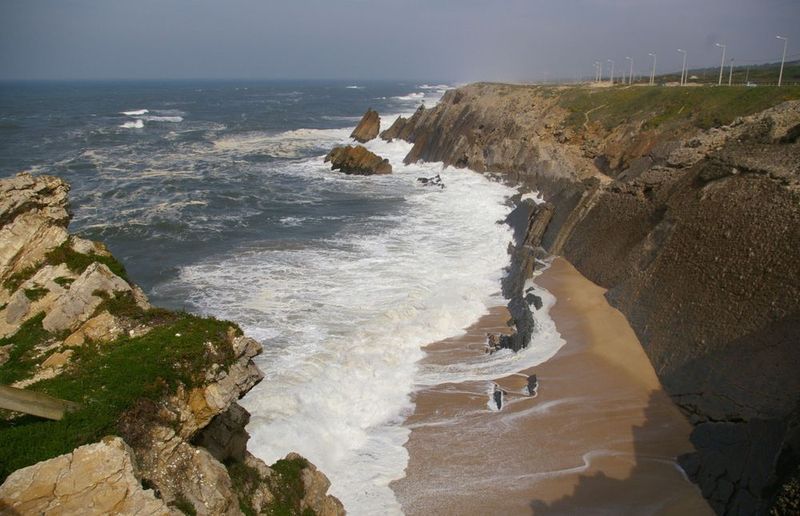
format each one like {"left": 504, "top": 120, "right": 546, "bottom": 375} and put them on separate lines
{"left": 3, "top": 264, "right": 40, "bottom": 293}
{"left": 652, "top": 60, "right": 800, "bottom": 87}
{"left": 53, "top": 276, "right": 74, "bottom": 289}
{"left": 226, "top": 457, "right": 317, "bottom": 516}
{"left": 558, "top": 84, "right": 800, "bottom": 131}
{"left": 45, "top": 239, "right": 129, "bottom": 282}
{"left": 227, "top": 461, "right": 262, "bottom": 516}
{"left": 172, "top": 495, "right": 198, "bottom": 516}
{"left": 0, "top": 313, "right": 55, "bottom": 385}
{"left": 267, "top": 457, "right": 315, "bottom": 516}
{"left": 23, "top": 287, "right": 48, "bottom": 302}
{"left": 2, "top": 238, "right": 129, "bottom": 293}
{"left": 0, "top": 312, "right": 236, "bottom": 481}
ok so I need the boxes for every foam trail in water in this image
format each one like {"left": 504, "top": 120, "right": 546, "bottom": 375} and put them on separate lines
{"left": 121, "top": 109, "right": 148, "bottom": 116}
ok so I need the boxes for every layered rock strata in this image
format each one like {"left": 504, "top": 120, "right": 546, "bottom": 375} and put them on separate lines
{"left": 389, "top": 83, "right": 800, "bottom": 514}
{"left": 350, "top": 108, "right": 380, "bottom": 143}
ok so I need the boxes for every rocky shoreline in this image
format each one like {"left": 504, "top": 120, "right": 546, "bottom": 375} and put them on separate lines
{"left": 0, "top": 174, "right": 344, "bottom": 515}
{"left": 379, "top": 84, "right": 800, "bottom": 515}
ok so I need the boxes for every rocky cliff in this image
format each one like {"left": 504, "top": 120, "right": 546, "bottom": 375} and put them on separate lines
{"left": 388, "top": 83, "right": 800, "bottom": 514}
{"left": 0, "top": 173, "right": 345, "bottom": 515}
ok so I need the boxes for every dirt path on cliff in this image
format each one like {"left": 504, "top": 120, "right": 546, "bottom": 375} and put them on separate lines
{"left": 391, "top": 258, "right": 712, "bottom": 515}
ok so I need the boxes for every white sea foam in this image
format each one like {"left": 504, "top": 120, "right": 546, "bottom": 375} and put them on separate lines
{"left": 392, "top": 92, "right": 425, "bottom": 101}
{"left": 213, "top": 127, "right": 351, "bottom": 158}
{"left": 140, "top": 88, "right": 558, "bottom": 515}
{"left": 413, "top": 276, "right": 564, "bottom": 387}
{"left": 520, "top": 190, "right": 546, "bottom": 205}
{"left": 346, "top": 85, "right": 364, "bottom": 89}
{"left": 121, "top": 109, "right": 148, "bottom": 116}
{"left": 141, "top": 115, "right": 183, "bottom": 123}
{"left": 278, "top": 216, "right": 306, "bottom": 227}
{"left": 168, "top": 134, "right": 517, "bottom": 514}
{"left": 418, "top": 84, "right": 450, "bottom": 91}
{"left": 120, "top": 119, "right": 144, "bottom": 129}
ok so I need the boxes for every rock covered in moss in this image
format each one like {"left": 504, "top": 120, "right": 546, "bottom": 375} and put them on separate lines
{"left": 325, "top": 145, "right": 392, "bottom": 175}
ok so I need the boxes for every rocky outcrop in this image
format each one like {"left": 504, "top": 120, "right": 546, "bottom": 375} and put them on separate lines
{"left": 0, "top": 173, "right": 345, "bottom": 515}
{"left": 0, "top": 436, "right": 175, "bottom": 515}
{"left": 350, "top": 108, "right": 380, "bottom": 143}
{"left": 499, "top": 199, "right": 553, "bottom": 352}
{"left": 389, "top": 83, "right": 800, "bottom": 514}
{"left": 42, "top": 262, "right": 131, "bottom": 333}
{"left": 381, "top": 105, "right": 425, "bottom": 142}
{"left": 325, "top": 145, "right": 392, "bottom": 175}
{"left": 0, "top": 173, "right": 70, "bottom": 288}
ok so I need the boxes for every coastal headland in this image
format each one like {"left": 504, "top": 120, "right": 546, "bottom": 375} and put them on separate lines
{"left": 383, "top": 82, "right": 800, "bottom": 514}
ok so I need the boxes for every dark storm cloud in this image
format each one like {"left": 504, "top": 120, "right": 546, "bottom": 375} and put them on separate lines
{"left": 0, "top": 0, "right": 798, "bottom": 81}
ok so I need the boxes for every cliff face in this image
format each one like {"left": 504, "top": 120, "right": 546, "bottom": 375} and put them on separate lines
{"left": 0, "top": 173, "right": 344, "bottom": 516}
{"left": 392, "top": 84, "right": 800, "bottom": 514}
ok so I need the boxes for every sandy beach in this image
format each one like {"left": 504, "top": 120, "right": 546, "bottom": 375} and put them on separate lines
{"left": 392, "top": 258, "right": 713, "bottom": 515}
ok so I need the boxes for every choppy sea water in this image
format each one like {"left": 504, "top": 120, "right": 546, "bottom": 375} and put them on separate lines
{"left": 0, "top": 80, "right": 563, "bottom": 514}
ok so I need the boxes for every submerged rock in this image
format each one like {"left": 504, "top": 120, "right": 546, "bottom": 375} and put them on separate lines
{"left": 325, "top": 145, "right": 392, "bottom": 175}
{"left": 527, "top": 374, "right": 538, "bottom": 396}
{"left": 351, "top": 108, "right": 380, "bottom": 143}
{"left": 417, "top": 174, "right": 445, "bottom": 189}
{"left": 492, "top": 384, "right": 507, "bottom": 410}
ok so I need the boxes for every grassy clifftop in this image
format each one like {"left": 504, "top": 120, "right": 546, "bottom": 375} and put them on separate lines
{"left": 557, "top": 84, "right": 800, "bottom": 131}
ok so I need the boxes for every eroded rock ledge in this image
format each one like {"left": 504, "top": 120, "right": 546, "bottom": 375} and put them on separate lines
{"left": 388, "top": 84, "right": 800, "bottom": 515}
{"left": 0, "top": 173, "right": 345, "bottom": 515}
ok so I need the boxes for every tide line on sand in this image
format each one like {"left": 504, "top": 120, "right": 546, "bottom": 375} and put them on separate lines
{"left": 392, "top": 257, "right": 713, "bottom": 516}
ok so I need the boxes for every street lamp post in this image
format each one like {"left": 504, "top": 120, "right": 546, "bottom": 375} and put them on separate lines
{"left": 626, "top": 57, "right": 633, "bottom": 85}
{"left": 608, "top": 59, "right": 615, "bottom": 84}
{"left": 715, "top": 43, "right": 726, "bottom": 86}
{"left": 777, "top": 36, "right": 788, "bottom": 87}
{"left": 649, "top": 52, "right": 657, "bottom": 85}
{"left": 677, "top": 49, "right": 687, "bottom": 85}
{"left": 728, "top": 58, "right": 734, "bottom": 86}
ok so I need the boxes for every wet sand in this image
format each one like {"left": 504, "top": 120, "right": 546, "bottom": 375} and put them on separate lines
{"left": 392, "top": 258, "right": 712, "bottom": 515}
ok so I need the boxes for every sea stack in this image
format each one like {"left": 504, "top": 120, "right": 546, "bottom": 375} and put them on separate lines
{"left": 350, "top": 108, "right": 380, "bottom": 143}
{"left": 325, "top": 145, "right": 392, "bottom": 175}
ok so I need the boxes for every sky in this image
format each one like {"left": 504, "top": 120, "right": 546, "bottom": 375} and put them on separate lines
{"left": 0, "top": 0, "right": 798, "bottom": 82}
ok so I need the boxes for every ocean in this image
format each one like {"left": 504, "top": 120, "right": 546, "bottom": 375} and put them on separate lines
{"left": 0, "top": 80, "right": 562, "bottom": 513}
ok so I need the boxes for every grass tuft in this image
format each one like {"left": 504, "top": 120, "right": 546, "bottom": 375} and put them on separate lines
{"left": 23, "top": 287, "right": 48, "bottom": 302}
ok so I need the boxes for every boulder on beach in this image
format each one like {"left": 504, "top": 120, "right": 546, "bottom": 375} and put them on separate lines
{"left": 350, "top": 108, "right": 380, "bottom": 143}
{"left": 325, "top": 145, "right": 392, "bottom": 175}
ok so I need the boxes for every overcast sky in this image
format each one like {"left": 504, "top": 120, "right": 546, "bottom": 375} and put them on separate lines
{"left": 1, "top": 0, "right": 798, "bottom": 82}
